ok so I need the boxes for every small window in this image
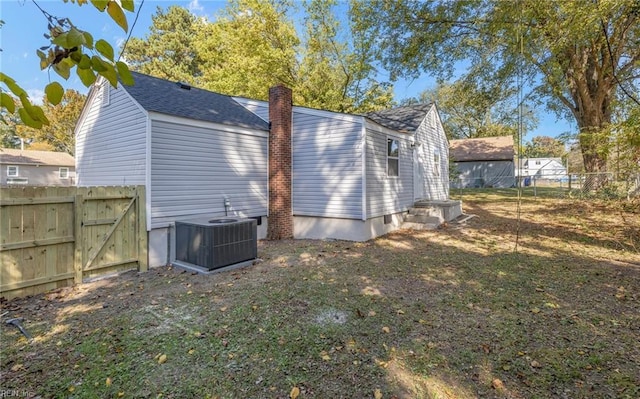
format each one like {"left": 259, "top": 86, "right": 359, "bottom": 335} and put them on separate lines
{"left": 433, "top": 152, "right": 440, "bottom": 177}
{"left": 387, "top": 138, "right": 399, "bottom": 177}
{"left": 535, "top": 160, "right": 541, "bottom": 165}
{"left": 7, "top": 177, "right": 28, "bottom": 185}
{"left": 7, "top": 165, "right": 18, "bottom": 177}
{"left": 59, "top": 167, "right": 69, "bottom": 179}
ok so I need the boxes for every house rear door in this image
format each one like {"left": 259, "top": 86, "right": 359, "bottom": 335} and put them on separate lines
{"left": 413, "top": 144, "right": 428, "bottom": 201}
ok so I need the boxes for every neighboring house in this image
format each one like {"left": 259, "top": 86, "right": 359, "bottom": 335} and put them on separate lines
{"left": 517, "top": 157, "right": 567, "bottom": 180}
{"left": 0, "top": 148, "right": 75, "bottom": 186}
{"left": 75, "top": 72, "right": 454, "bottom": 267}
{"left": 449, "top": 136, "right": 516, "bottom": 188}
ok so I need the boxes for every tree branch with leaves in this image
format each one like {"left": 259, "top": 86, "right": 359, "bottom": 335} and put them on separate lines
{"left": 0, "top": 0, "right": 135, "bottom": 129}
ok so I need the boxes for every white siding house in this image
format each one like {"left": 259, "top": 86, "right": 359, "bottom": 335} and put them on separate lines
{"left": 77, "top": 72, "right": 455, "bottom": 267}
{"left": 0, "top": 149, "right": 76, "bottom": 186}
{"left": 76, "top": 73, "right": 270, "bottom": 267}
{"left": 518, "top": 157, "right": 567, "bottom": 180}
{"left": 235, "top": 100, "right": 451, "bottom": 242}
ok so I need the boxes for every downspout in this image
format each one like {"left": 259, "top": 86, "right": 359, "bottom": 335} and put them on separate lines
{"left": 361, "top": 118, "right": 367, "bottom": 221}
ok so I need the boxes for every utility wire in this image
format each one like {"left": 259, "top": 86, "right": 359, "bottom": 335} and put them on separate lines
{"left": 514, "top": 3, "right": 524, "bottom": 253}
{"left": 599, "top": 18, "right": 640, "bottom": 106}
{"left": 118, "top": 0, "right": 145, "bottom": 62}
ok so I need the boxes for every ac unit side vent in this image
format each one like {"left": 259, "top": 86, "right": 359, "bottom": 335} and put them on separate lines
{"left": 175, "top": 218, "right": 257, "bottom": 271}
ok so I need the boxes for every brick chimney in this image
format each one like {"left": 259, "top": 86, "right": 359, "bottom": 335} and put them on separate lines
{"left": 267, "top": 85, "right": 293, "bottom": 240}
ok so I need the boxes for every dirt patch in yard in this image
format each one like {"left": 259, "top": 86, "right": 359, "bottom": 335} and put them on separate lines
{"left": 1, "top": 194, "right": 639, "bottom": 398}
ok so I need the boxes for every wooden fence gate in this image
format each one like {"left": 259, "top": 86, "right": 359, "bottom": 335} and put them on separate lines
{"left": 1, "top": 186, "right": 147, "bottom": 299}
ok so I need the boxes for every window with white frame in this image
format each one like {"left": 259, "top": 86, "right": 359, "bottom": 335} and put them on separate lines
{"left": 387, "top": 138, "right": 399, "bottom": 177}
{"left": 7, "top": 165, "right": 18, "bottom": 177}
{"left": 59, "top": 167, "right": 69, "bottom": 179}
{"left": 433, "top": 152, "right": 440, "bottom": 177}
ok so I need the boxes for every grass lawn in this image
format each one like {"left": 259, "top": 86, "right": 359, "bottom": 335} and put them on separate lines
{"left": 1, "top": 192, "right": 639, "bottom": 398}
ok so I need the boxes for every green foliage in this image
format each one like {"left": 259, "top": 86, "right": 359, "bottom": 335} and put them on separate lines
{"left": 524, "top": 136, "right": 565, "bottom": 158}
{"left": 0, "top": 97, "right": 23, "bottom": 148}
{"left": 410, "top": 80, "right": 537, "bottom": 140}
{"left": 297, "top": 0, "right": 393, "bottom": 113}
{"left": 122, "top": 1, "right": 393, "bottom": 112}
{"left": 198, "top": 0, "right": 300, "bottom": 99}
{"left": 13, "top": 89, "right": 86, "bottom": 154}
{"left": 123, "top": 6, "right": 206, "bottom": 85}
{"left": 0, "top": 0, "right": 135, "bottom": 129}
{"left": 350, "top": 0, "right": 639, "bottom": 174}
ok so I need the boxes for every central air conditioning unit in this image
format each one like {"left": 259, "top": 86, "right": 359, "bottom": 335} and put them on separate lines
{"left": 175, "top": 217, "right": 257, "bottom": 271}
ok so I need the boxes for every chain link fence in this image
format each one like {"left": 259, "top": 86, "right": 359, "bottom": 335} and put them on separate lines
{"left": 450, "top": 172, "right": 640, "bottom": 200}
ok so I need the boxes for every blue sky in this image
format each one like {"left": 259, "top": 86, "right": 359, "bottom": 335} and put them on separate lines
{"left": 0, "top": 0, "right": 572, "bottom": 141}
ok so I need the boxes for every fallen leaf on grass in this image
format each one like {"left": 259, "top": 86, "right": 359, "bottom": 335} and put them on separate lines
{"left": 10, "top": 364, "right": 24, "bottom": 372}
{"left": 290, "top": 386, "right": 300, "bottom": 398}
{"left": 106, "top": 377, "right": 112, "bottom": 386}
{"left": 320, "top": 350, "right": 331, "bottom": 361}
{"left": 375, "top": 359, "right": 389, "bottom": 368}
{"left": 492, "top": 378, "right": 505, "bottom": 390}
{"left": 396, "top": 309, "right": 405, "bottom": 315}
{"left": 368, "top": 310, "right": 376, "bottom": 317}
{"left": 382, "top": 326, "right": 390, "bottom": 333}
{"left": 530, "top": 360, "right": 542, "bottom": 368}
{"left": 158, "top": 354, "right": 167, "bottom": 364}
{"left": 531, "top": 307, "right": 541, "bottom": 314}
{"left": 374, "top": 388, "right": 383, "bottom": 398}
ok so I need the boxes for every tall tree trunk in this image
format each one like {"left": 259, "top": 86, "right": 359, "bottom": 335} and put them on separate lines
{"left": 566, "top": 46, "right": 615, "bottom": 191}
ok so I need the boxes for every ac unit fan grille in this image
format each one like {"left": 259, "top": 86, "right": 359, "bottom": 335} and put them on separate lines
{"left": 175, "top": 218, "right": 257, "bottom": 270}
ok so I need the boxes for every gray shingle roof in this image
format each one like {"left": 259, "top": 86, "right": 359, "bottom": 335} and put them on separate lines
{"left": 123, "top": 72, "right": 269, "bottom": 131}
{"left": 0, "top": 148, "right": 75, "bottom": 166}
{"left": 449, "top": 136, "right": 515, "bottom": 162}
{"left": 365, "top": 104, "right": 433, "bottom": 133}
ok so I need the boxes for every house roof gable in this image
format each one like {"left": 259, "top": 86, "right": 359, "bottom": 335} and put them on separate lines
{"left": 365, "top": 104, "right": 433, "bottom": 133}
{"left": 122, "top": 72, "right": 269, "bottom": 131}
{"left": 0, "top": 148, "right": 75, "bottom": 166}
{"left": 449, "top": 136, "right": 515, "bottom": 162}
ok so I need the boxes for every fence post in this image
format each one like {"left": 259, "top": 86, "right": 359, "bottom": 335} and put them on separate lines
{"left": 137, "top": 186, "right": 148, "bottom": 272}
{"left": 74, "top": 194, "right": 83, "bottom": 283}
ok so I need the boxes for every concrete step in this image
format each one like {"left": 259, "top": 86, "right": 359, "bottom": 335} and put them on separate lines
{"left": 404, "top": 214, "right": 442, "bottom": 224}
{"left": 401, "top": 221, "right": 439, "bottom": 230}
{"left": 413, "top": 200, "right": 464, "bottom": 221}
{"left": 408, "top": 207, "right": 442, "bottom": 217}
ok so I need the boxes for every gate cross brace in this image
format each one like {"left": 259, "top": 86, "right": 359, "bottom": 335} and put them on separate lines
{"left": 84, "top": 196, "right": 137, "bottom": 271}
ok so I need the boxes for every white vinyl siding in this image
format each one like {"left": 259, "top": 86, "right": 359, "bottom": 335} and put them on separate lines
{"left": 76, "top": 83, "right": 147, "bottom": 186}
{"left": 150, "top": 119, "right": 268, "bottom": 228}
{"left": 415, "top": 106, "right": 449, "bottom": 200}
{"left": 292, "top": 111, "right": 363, "bottom": 219}
{"left": 234, "top": 98, "right": 364, "bottom": 220}
{"left": 232, "top": 98, "right": 269, "bottom": 122}
{"left": 365, "top": 125, "right": 414, "bottom": 218}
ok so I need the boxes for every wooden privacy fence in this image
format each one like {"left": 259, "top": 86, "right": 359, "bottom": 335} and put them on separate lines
{"left": 1, "top": 185, "right": 147, "bottom": 299}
